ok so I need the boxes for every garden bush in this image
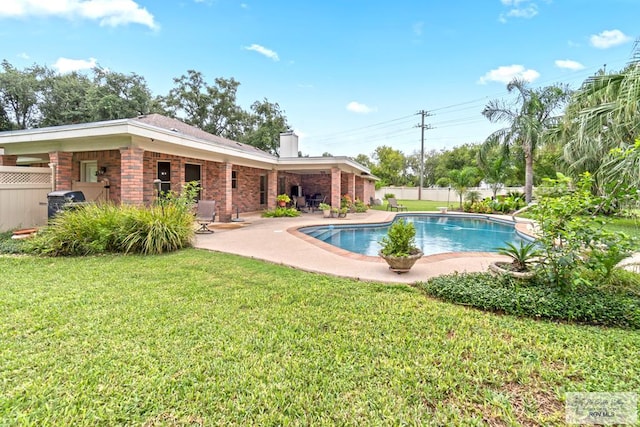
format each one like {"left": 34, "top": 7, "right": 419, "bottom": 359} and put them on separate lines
{"left": 261, "top": 207, "right": 301, "bottom": 217}
{"left": 416, "top": 272, "right": 640, "bottom": 329}
{"left": 26, "top": 196, "right": 196, "bottom": 256}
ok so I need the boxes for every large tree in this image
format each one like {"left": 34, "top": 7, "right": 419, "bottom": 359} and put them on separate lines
{"left": 240, "top": 99, "right": 289, "bottom": 155}
{"left": 162, "top": 70, "right": 247, "bottom": 140}
{"left": 0, "top": 60, "right": 45, "bottom": 129}
{"left": 39, "top": 70, "right": 94, "bottom": 126}
{"left": 482, "top": 79, "right": 571, "bottom": 203}
{"left": 370, "top": 145, "right": 408, "bottom": 186}
{"left": 89, "top": 68, "right": 154, "bottom": 121}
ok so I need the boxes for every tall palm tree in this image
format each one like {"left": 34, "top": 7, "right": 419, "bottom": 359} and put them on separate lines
{"left": 482, "top": 79, "right": 571, "bottom": 203}
{"left": 560, "top": 43, "right": 640, "bottom": 191}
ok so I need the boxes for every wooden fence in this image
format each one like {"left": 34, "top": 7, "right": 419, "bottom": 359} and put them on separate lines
{"left": 0, "top": 166, "right": 52, "bottom": 232}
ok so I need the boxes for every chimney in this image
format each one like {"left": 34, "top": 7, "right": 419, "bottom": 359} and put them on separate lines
{"left": 278, "top": 131, "right": 298, "bottom": 157}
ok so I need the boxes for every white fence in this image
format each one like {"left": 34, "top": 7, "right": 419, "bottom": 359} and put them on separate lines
{"left": 375, "top": 186, "right": 524, "bottom": 203}
{"left": 0, "top": 166, "right": 52, "bottom": 232}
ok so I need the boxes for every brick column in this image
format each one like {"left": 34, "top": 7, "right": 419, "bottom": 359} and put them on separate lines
{"left": 49, "top": 151, "right": 73, "bottom": 191}
{"left": 119, "top": 147, "right": 145, "bottom": 205}
{"left": 330, "top": 167, "right": 341, "bottom": 208}
{"left": 346, "top": 172, "right": 356, "bottom": 201}
{"left": 218, "top": 162, "right": 233, "bottom": 222}
{"left": 267, "top": 170, "right": 278, "bottom": 210}
{"left": 0, "top": 155, "right": 17, "bottom": 166}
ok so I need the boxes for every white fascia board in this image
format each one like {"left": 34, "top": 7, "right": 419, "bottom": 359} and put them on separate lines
{"left": 127, "top": 122, "right": 278, "bottom": 168}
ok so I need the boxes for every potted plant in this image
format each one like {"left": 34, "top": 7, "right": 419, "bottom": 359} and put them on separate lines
{"left": 379, "top": 219, "right": 423, "bottom": 274}
{"left": 489, "top": 240, "right": 539, "bottom": 279}
{"left": 276, "top": 194, "right": 291, "bottom": 207}
{"left": 338, "top": 207, "right": 348, "bottom": 218}
{"left": 318, "top": 202, "right": 331, "bottom": 218}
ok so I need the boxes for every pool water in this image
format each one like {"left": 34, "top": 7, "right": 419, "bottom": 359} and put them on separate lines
{"left": 300, "top": 214, "right": 530, "bottom": 256}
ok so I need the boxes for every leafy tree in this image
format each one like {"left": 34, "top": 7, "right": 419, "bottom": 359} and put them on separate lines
{"left": 482, "top": 79, "right": 571, "bottom": 203}
{"left": 39, "top": 70, "right": 94, "bottom": 126}
{"left": 0, "top": 60, "right": 45, "bottom": 129}
{"left": 162, "top": 70, "right": 247, "bottom": 140}
{"left": 321, "top": 152, "right": 333, "bottom": 157}
{"left": 448, "top": 166, "right": 481, "bottom": 209}
{"left": 88, "top": 68, "right": 154, "bottom": 121}
{"left": 433, "top": 144, "right": 480, "bottom": 184}
{"left": 370, "top": 145, "right": 408, "bottom": 186}
{"left": 241, "top": 99, "right": 289, "bottom": 155}
{"left": 353, "top": 154, "right": 372, "bottom": 168}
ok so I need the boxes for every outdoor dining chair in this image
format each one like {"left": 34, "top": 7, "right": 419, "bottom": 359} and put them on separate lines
{"left": 195, "top": 200, "right": 216, "bottom": 233}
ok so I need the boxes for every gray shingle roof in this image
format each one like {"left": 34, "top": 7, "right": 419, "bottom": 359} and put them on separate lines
{"left": 133, "top": 114, "right": 273, "bottom": 157}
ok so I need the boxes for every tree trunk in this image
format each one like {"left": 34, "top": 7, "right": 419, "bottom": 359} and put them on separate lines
{"left": 524, "top": 145, "right": 534, "bottom": 204}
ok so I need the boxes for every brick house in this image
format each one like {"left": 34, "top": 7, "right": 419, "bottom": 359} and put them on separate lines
{"left": 0, "top": 114, "right": 376, "bottom": 222}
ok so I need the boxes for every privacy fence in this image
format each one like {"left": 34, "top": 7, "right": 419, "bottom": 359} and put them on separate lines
{"left": 0, "top": 166, "right": 52, "bottom": 232}
{"left": 374, "top": 186, "right": 525, "bottom": 203}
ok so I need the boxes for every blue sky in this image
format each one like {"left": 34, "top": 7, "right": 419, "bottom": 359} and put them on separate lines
{"left": 1, "top": 0, "right": 638, "bottom": 158}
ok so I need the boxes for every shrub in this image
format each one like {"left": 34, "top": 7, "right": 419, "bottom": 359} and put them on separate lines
{"left": 353, "top": 198, "right": 368, "bottom": 213}
{"left": 463, "top": 200, "right": 493, "bottom": 213}
{"left": 0, "top": 231, "right": 27, "bottom": 254}
{"left": 26, "top": 185, "right": 197, "bottom": 256}
{"left": 416, "top": 272, "right": 640, "bottom": 329}
{"left": 261, "top": 207, "right": 301, "bottom": 218}
{"left": 26, "top": 203, "right": 123, "bottom": 256}
{"left": 379, "top": 218, "right": 418, "bottom": 257}
{"left": 530, "top": 173, "right": 635, "bottom": 291}
{"left": 383, "top": 193, "right": 395, "bottom": 200}
{"left": 117, "top": 204, "right": 195, "bottom": 255}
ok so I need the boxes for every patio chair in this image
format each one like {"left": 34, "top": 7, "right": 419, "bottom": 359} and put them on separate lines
{"left": 195, "top": 200, "right": 216, "bottom": 233}
{"left": 296, "top": 196, "right": 309, "bottom": 212}
{"left": 386, "top": 197, "right": 407, "bottom": 212}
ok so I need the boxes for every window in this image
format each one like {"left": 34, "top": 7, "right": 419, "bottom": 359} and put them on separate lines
{"left": 232, "top": 171, "right": 238, "bottom": 189}
{"left": 157, "top": 161, "right": 171, "bottom": 193}
{"left": 259, "top": 175, "right": 267, "bottom": 205}
{"left": 80, "top": 160, "right": 98, "bottom": 183}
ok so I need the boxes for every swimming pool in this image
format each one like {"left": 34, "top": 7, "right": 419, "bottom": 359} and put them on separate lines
{"left": 300, "top": 214, "right": 531, "bottom": 256}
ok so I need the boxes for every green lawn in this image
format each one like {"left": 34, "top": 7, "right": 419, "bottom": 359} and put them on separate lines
{"left": 371, "top": 199, "right": 451, "bottom": 212}
{"left": 2, "top": 250, "right": 639, "bottom": 425}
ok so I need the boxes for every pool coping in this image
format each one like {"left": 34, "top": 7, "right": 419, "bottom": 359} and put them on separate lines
{"left": 288, "top": 212, "right": 532, "bottom": 264}
{"left": 193, "top": 210, "right": 535, "bottom": 284}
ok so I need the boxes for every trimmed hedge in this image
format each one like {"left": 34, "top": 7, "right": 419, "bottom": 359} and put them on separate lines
{"left": 415, "top": 272, "right": 640, "bottom": 329}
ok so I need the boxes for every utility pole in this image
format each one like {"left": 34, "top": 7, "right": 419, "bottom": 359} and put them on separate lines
{"left": 416, "top": 110, "right": 432, "bottom": 200}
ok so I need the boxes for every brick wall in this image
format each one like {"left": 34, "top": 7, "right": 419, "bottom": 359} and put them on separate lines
{"left": 0, "top": 155, "right": 17, "bottom": 166}
{"left": 49, "top": 151, "right": 73, "bottom": 191}
{"left": 74, "top": 150, "right": 121, "bottom": 202}
{"left": 120, "top": 147, "right": 144, "bottom": 204}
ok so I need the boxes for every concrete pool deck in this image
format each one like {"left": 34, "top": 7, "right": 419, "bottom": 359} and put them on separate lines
{"left": 193, "top": 210, "right": 529, "bottom": 284}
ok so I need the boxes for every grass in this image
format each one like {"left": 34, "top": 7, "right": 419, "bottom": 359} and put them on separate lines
{"left": 2, "top": 249, "right": 640, "bottom": 425}
{"left": 371, "top": 199, "right": 449, "bottom": 212}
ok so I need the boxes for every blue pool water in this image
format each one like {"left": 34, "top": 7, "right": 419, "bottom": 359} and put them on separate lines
{"left": 300, "top": 214, "right": 530, "bottom": 256}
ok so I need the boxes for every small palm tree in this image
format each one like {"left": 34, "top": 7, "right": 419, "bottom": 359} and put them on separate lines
{"left": 497, "top": 241, "right": 540, "bottom": 272}
{"left": 448, "top": 166, "right": 480, "bottom": 210}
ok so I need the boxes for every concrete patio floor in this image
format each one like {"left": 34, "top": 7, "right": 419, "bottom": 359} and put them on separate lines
{"left": 193, "top": 209, "right": 513, "bottom": 284}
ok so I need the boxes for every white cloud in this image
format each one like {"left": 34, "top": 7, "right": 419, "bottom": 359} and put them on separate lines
{"left": 18, "top": 52, "right": 30, "bottom": 59}
{"left": 244, "top": 44, "right": 279, "bottom": 61}
{"left": 478, "top": 64, "right": 540, "bottom": 84}
{"left": 53, "top": 57, "right": 97, "bottom": 73}
{"left": 0, "top": 0, "right": 158, "bottom": 30}
{"left": 590, "top": 29, "right": 632, "bottom": 49}
{"left": 240, "top": 3, "right": 249, "bottom": 9}
{"left": 499, "top": 0, "right": 538, "bottom": 22}
{"left": 555, "top": 59, "right": 585, "bottom": 71}
{"left": 346, "top": 101, "right": 375, "bottom": 114}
